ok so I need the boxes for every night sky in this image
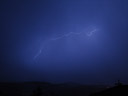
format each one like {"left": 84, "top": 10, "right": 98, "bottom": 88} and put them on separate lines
{"left": 1, "top": 0, "right": 128, "bottom": 84}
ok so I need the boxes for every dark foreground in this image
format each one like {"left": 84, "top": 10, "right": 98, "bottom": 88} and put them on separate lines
{"left": 0, "top": 82, "right": 107, "bottom": 96}
{"left": 90, "top": 85, "right": 128, "bottom": 96}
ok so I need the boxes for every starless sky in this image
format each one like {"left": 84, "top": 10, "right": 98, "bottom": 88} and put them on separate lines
{"left": 0, "top": 0, "right": 128, "bottom": 84}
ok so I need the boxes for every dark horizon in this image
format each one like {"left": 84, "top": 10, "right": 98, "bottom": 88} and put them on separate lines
{"left": 1, "top": 0, "right": 128, "bottom": 84}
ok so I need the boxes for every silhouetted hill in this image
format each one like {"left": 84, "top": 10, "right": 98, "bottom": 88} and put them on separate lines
{"left": 90, "top": 85, "right": 128, "bottom": 96}
{"left": 0, "top": 82, "right": 107, "bottom": 96}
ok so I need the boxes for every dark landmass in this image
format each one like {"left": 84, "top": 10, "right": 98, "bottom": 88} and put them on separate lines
{"left": 90, "top": 85, "right": 128, "bottom": 96}
{"left": 0, "top": 82, "right": 107, "bottom": 96}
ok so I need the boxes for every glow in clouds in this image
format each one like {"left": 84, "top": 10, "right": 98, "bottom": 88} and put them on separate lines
{"left": 34, "top": 26, "right": 98, "bottom": 60}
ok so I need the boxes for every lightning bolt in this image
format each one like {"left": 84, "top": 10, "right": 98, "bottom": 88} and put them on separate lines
{"left": 34, "top": 47, "right": 43, "bottom": 60}
{"left": 87, "top": 29, "right": 97, "bottom": 36}
{"left": 34, "top": 27, "right": 98, "bottom": 60}
{"left": 51, "top": 32, "right": 82, "bottom": 40}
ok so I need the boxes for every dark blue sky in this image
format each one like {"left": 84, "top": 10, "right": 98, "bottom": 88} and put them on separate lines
{"left": 1, "top": 0, "right": 128, "bottom": 84}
